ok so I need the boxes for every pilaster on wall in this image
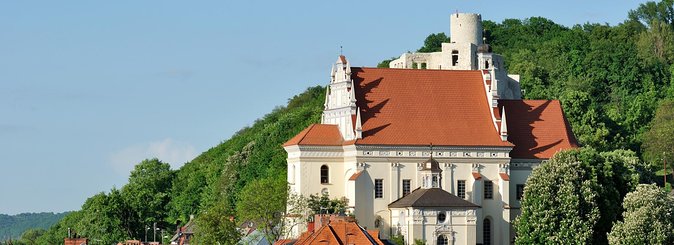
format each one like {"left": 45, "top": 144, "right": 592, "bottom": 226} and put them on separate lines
{"left": 390, "top": 162, "right": 401, "bottom": 202}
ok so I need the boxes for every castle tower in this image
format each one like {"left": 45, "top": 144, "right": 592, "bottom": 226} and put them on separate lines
{"left": 450, "top": 13, "right": 483, "bottom": 45}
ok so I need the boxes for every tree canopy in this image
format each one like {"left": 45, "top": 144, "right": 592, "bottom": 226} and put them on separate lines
{"left": 515, "top": 148, "right": 645, "bottom": 244}
{"left": 608, "top": 184, "right": 674, "bottom": 244}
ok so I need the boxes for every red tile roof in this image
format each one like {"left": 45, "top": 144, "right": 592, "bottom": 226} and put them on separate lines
{"left": 273, "top": 239, "right": 295, "bottom": 245}
{"left": 499, "top": 100, "right": 579, "bottom": 159}
{"left": 499, "top": 172, "right": 510, "bottom": 181}
{"left": 293, "top": 217, "right": 384, "bottom": 245}
{"left": 283, "top": 68, "right": 578, "bottom": 160}
{"left": 352, "top": 68, "right": 511, "bottom": 147}
{"left": 348, "top": 171, "right": 363, "bottom": 181}
{"left": 283, "top": 124, "right": 344, "bottom": 147}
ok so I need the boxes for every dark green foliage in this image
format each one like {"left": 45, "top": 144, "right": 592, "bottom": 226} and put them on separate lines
{"left": 235, "top": 177, "right": 288, "bottom": 243}
{"left": 37, "top": 159, "right": 174, "bottom": 244}
{"left": 76, "top": 189, "right": 132, "bottom": 243}
{"left": 377, "top": 57, "right": 398, "bottom": 68}
{"left": 642, "top": 99, "right": 674, "bottom": 171}
{"left": 192, "top": 201, "right": 240, "bottom": 245}
{"left": 168, "top": 86, "right": 324, "bottom": 223}
{"left": 16, "top": 228, "right": 45, "bottom": 245}
{"left": 37, "top": 86, "right": 324, "bottom": 244}
{"left": 122, "top": 159, "right": 174, "bottom": 238}
{"left": 417, "top": 33, "right": 451, "bottom": 53}
{"left": 36, "top": 211, "right": 84, "bottom": 244}
{"left": 0, "top": 212, "right": 68, "bottom": 240}
{"left": 388, "top": 234, "right": 405, "bottom": 245}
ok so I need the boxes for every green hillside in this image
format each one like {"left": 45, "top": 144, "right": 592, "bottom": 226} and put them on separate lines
{"left": 36, "top": 86, "right": 325, "bottom": 244}
{"left": 0, "top": 212, "right": 69, "bottom": 240}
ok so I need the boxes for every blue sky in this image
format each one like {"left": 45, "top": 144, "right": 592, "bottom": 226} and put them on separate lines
{"left": 0, "top": 0, "right": 646, "bottom": 214}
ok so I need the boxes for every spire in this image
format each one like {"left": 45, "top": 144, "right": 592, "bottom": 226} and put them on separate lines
{"left": 490, "top": 74, "right": 498, "bottom": 97}
{"left": 500, "top": 107, "right": 508, "bottom": 141}
{"left": 323, "top": 86, "right": 330, "bottom": 110}
{"left": 355, "top": 108, "right": 362, "bottom": 139}
{"left": 349, "top": 79, "right": 357, "bottom": 106}
{"left": 330, "top": 64, "right": 336, "bottom": 80}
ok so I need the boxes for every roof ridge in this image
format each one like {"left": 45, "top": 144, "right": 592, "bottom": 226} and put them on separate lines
{"left": 327, "top": 224, "right": 343, "bottom": 244}
{"left": 354, "top": 67, "right": 481, "bottom": 72}
{"left": 297, "top": 124, "right": 317, "bottom": 145}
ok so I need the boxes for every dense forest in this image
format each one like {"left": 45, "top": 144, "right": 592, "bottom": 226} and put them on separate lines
{"left": 14, "top": 1, "right": 674, "bottom": 244}
{"left": 0, "top": 212, "right": 68, "bottom": 240}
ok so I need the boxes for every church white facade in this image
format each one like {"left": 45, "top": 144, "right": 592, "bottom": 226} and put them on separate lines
{"left": 284, "top": 13, "right": 578, "bottom": 245}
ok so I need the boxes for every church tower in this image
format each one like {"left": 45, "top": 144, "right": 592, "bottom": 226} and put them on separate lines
{"left": 322, "top": 55, "right": 361, "bottom": 140}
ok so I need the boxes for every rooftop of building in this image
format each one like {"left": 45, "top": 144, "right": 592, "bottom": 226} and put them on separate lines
{"left": 277, "top": 215, "right": 384, "bottom": 245}
{"left": 388, "top": 187, "right": 479, "bottom": 208}
{"left": 284, "top": 67, "right": 578, "bottom": 159}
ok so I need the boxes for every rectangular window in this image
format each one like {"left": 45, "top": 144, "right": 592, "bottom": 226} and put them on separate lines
{"left": 375, "top": 179, "right": 383, "bottom": 199}
{"left": 457, "top": 180, "right": 466, "bottom": 199}
{"left": 484, "top": 181, "right": 493, "bottom": 199}
{"left": 517, "top": 184, "right": 525, "bottom": 200}
{"left": 402, "top": 179, "right": 411, "bottom": 196}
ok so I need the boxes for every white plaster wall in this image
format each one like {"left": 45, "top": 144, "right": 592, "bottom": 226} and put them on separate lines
{"left": 390, "top": 208, "right": 477, "bottom": 245}
{"left": 450, "top": 13, "right": 483, "bottom": 46}
{"left": 287, "top": 145, "right": 522, "bottom": 243}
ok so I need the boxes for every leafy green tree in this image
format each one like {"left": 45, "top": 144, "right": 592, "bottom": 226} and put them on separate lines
{"left": 637, "top": 19, "right": 674, "bottom": 64}
{"left": 389, "top": 234, "right": 405, "bottom": 245}
{"left": 516, "top": 148, "right": 644, "bottom": 245}
{"left": 236, "top": 177, "right": 287, "bottom": 243}
{"left": 122, "top": 158, "right": 174, "bottom": 239}
{"left": 608, "top": 184, "right": 674, "bottom": 244}
{"left": 306, "top": 193, "right": 347, "bottom": 215}
{"left": 643, "top": 100, "right": 674, "bottom": 173}
{"left": 377, "top": 57, "right": 398, "bottom": 68}
{"left": 17, "top": 228, "right": 45, "bottom": 245}
{"left": 36, "top": 211, "right": 84, "bottom": 245}
{"left": 168, "top": 86, "right": 324, "bottom": 225}
{"left": 417, "top": 33, "right": 450, "bottom": 53}
{"left": 515, "top": 150, "right": 601, "bottom": 244}
{"left": 628, "top": 0, "right": 674, "bottom": 28}
{"left": 76, "top": 189, "right": 131, "bottom": 244}
{"left": 192, "top": 200, "right": 240, "bottom": 245}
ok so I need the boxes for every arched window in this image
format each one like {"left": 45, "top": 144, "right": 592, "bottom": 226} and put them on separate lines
{"left": 437, "top": 235, "right": 448, "bottom": 245}
{"left": 320, "top": 165, "right": 329, "bottom": 184}
{"left": 483, "top": 218, "right": 491, "bottom": 245}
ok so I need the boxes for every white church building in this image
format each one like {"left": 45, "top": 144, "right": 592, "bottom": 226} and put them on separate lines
{"left": 283, "top": 13, "right": 578, "bottom": 245}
